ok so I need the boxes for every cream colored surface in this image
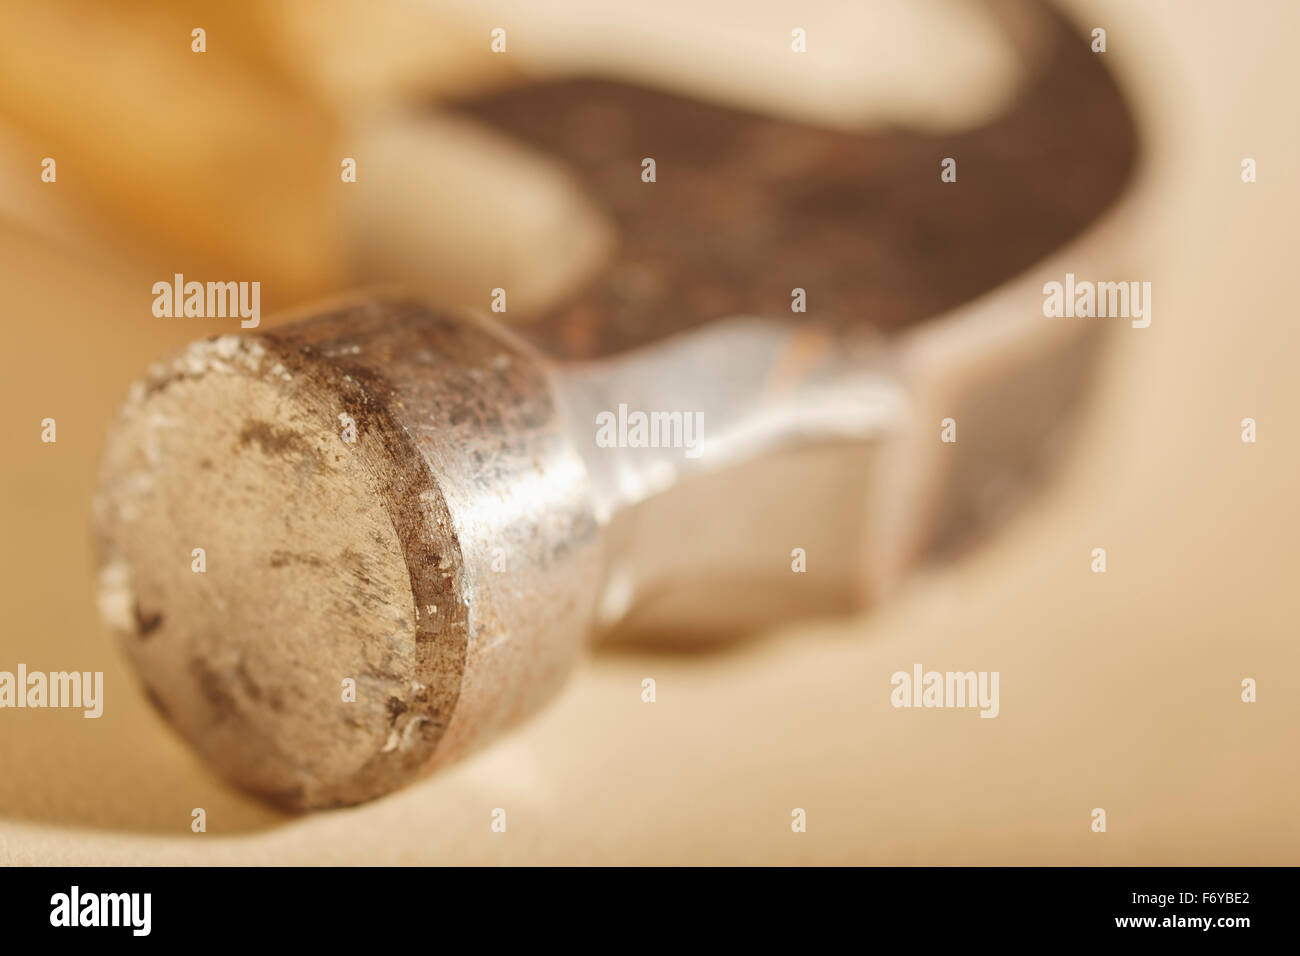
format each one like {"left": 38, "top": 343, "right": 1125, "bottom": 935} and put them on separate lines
{"left": 1, "top": 0, "right": 1298, "bottom": 864}
{"left": 341, "top": 111, "right": 616, "bottom": 316}
{"left": 428, "top": 0, "right": 1022, "bottom": 130}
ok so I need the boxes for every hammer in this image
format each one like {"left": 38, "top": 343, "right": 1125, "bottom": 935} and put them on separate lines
{"left": 93, "top": 0, "right": 1136, "bottom": 808}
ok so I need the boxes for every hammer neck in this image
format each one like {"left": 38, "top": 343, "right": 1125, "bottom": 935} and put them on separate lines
{"left": 553, "top": 317, "right": 905, "bottom": 633}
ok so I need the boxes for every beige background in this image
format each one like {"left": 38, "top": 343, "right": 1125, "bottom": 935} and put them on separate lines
{"left": 1, "top": 0, "right": 1297, "bottom": 864}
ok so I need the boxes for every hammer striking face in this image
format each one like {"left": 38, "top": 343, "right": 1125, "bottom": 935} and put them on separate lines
{"left": 94, "top": 0, "right": 1137, "bottom": 808}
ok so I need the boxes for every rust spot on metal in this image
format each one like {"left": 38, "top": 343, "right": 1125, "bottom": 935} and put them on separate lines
{"left": 238, "top": 419, "right": 322, "bottom": 466}
{"left": 132, "top": 602, "right": 163, "bottom": 638}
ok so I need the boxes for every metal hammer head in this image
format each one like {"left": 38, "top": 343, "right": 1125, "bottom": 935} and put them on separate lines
{"left": 95, "top": 302, "right": 603, "bottom": 808}
{"left": 93, "top": 0, "right": 1137, "bottom": 808}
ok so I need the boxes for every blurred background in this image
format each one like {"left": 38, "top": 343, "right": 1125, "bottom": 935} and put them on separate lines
{"left": 0, "top": 0, "right": 1297, "bottom": 863}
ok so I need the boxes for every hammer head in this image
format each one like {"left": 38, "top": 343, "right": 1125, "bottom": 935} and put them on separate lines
{"left": 94, "top": 299, "right": 602, "bottom": 808}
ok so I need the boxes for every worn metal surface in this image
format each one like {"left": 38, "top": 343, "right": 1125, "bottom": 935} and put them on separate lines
{"left": 451, "top": 1, "right": 1134, "bottom": 357}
